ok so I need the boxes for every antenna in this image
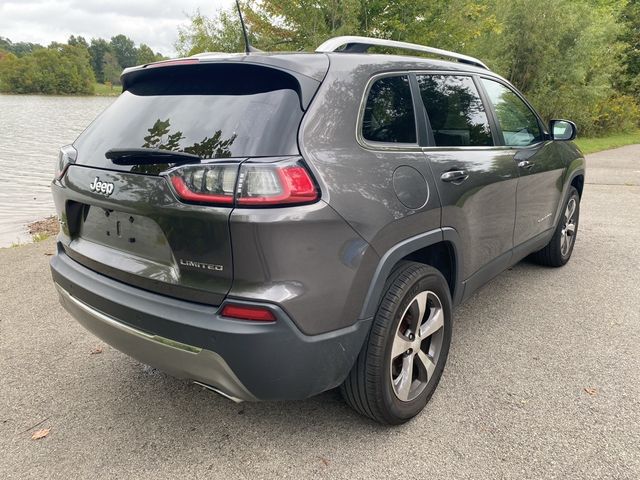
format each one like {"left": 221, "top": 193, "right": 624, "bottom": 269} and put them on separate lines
{"left": 235, "top": 0, "right": 252, "bottom": 54}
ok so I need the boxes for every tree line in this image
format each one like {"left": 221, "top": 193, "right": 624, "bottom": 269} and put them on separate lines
{"left": 175, "top": 0, "right": 640, "bottom": 137}
{"left": 0, "top": 35, "right": 165, "bottom": 95}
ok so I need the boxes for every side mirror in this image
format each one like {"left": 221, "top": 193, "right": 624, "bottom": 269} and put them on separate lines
{"left": 550, "top": 119, "right": 577, "bottom": 141}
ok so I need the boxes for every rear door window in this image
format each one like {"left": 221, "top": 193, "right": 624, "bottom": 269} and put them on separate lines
{"left": 362, "top": 75, "right": 417, "bottom": 144}
{"left": 480, "top": 78, "right": 543, "bottom": 147}
{"left": 417, "top": 75, "right": 493, "bottom": 147}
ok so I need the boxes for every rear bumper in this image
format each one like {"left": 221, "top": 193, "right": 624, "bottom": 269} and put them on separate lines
{"left": 51, "top": 248, "right": 371, "bottom": 401}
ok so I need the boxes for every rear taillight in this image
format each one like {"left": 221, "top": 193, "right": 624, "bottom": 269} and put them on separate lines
{"left": 168, "top": 164, "right": 237, "bottom": 205}
{"left": 236, "top": 163, "right": 318, "bottom": 206}
{"left": 55, "top": 144, "right": 77, "bottom": 180}
{"left": 166, "top": 159, "right": 318, "bottom": 207}
{"left": 220, "top": 303, "right": 276, "bottom": 322}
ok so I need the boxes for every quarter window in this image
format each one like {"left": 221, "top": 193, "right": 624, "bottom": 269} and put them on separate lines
{"left": 362, "top": 75, "right": 417, "bottom": 144}
{"left": 481, "top": 78, "right": 542, "bottom": 147}
{"left": 417, "top": 75, "right": 493, "bottom": 147}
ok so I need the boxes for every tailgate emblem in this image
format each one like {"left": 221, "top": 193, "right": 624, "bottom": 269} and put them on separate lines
{"left": 89, "top": 177, "right": 114, "bottom": 196}
{"left": 179, "top": 259, "right": 224, "bottom": 271}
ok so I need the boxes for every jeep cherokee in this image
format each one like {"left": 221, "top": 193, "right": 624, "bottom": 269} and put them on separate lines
{"left": 50, "top": 36, "right": 585, "bottom": 425}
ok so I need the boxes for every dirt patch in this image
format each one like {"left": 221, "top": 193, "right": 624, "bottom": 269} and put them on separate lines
{"left": 27, "top": 216, "right": 59, "bottom": 239}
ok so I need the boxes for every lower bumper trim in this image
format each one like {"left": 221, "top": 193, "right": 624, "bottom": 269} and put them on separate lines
{"left": 55, "top": 284, "right": 256, "bottom": 402}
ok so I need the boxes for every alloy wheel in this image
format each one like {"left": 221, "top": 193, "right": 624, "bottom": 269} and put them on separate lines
{"left": 390, "top": 290, "right": 445, "bottom": 402}
{"left": 560, "top": 197, "right": 578, "bottom": 257}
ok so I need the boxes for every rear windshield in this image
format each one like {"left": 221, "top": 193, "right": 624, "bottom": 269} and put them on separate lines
{"left": 74, "top": 64, "right": 307, "bottom": 171}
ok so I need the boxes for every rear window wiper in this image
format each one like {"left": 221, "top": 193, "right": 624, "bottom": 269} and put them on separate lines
{"left": 105, "top": 148, "right": 201, "bottom": 165}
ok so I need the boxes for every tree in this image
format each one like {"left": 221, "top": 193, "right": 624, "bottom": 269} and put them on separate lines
{"left": 0, "top": 43, "right": 94, "bottom": 94}
{"left": 469, "top": 0, "right": 628, "bottom": 134}
{"left": 176, "top": 8, "right": 246, "bottom": 55}
{"left": 136, "top": 43, "right": 161, "bottom": 64}
{"left": 619, "top": 0, "right": 640, "bottom": 100}
{"left": 89, "top": 38, "right": 112, "bottom": 83}
{"left": 110, "top": 34, "right": 137, "bottom": 68}
{"left": 68, "top": 35, "right": 88, "bottom": 49}
{"left": 0, "top": 37, "right": 44, "bottom": 57}
{"left": 102, "top": 52, "right": 122, "bottom": 85}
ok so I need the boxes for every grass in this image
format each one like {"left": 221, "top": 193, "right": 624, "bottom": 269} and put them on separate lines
{"left": 93, "top": 82, "right": 122, "bottom": 97}
{"left": 574, "top": 130, "right": 640, "bottom": 154}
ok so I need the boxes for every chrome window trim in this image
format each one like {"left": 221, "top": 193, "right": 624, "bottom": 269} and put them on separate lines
{"left": 356, "top": 69, "right": 550, "bottom": 153}
{"left": 356, "top": 71, "right": 422, "bottom": 152}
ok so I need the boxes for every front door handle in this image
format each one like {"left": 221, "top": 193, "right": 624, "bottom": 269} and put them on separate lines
{"left": 518, "top": 160, "right": 534, "bottom": 169}
{"left": 440, "top": 170, "right": 469, "bottom": 184}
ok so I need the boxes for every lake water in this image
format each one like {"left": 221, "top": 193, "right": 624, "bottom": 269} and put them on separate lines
{"left": 0, "top": 94, "right": 115, "bottom": 246}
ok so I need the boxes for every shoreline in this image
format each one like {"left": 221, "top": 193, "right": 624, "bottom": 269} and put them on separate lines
{"left": 28, "top": 215, "right": 59, "bottom": 239}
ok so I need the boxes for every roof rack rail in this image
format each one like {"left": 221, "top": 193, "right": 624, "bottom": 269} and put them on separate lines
{"left": 315, "top": 36, "right": 489, "bottom": 70}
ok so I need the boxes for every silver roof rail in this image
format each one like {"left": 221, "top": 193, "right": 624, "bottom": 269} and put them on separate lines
{"left": 315, "top": 36, "right": 489, "bottom": 70}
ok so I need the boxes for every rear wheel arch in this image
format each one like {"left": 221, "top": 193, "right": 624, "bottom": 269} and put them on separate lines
{"left": 360, "top": 229, "right": 463, "bottom": 320}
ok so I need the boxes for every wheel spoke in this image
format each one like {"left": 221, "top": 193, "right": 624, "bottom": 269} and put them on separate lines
{"left": 416, "top": 350, "right": 436, "bottom": 379}
{"left": 412, "top": 291, "right": 428, "bottom": 334}
{"left": 565, "top": 199, "right": 576, "bottom": 222}
{"left": 419, "top": 306, "right": 444, "bottom": 339}
{"left": 393, "top": 354, "right": 414, "bottom": 401}
{"left": 391, "top": 332, "right": 413, "bottom": 360}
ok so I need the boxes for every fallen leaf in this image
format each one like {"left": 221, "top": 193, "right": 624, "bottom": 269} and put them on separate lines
{"left": 31, "top": 428, "right": 50, "bottom": 440}
{"left": 584, "top": 387, "right": 598, "bottom": 396}
{"left": 90, "top": 346, "right": 103, "bottom": 355}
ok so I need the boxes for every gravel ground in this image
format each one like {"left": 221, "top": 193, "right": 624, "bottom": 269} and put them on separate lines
{"left": 1, "top": 147, "right": 639, "bottom": 479}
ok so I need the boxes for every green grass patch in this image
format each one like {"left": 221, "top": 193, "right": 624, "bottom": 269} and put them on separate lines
{"left": 574, "top": 131, "right": 640, "bottom": 155}
{"left": 94, "top": 82, "right": 122, "bottom": 97}
{"left": 32, "top": 232, "right": 51, "bottom": 242}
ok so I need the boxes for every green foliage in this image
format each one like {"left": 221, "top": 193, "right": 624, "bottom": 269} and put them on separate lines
{"left": 68, "top": 35, "right": 88, "bottom": 49}
{"left": 175, "top": 9, "right": 246, "bottom": 55}
{"left": 1, "top": 34, "right": 166, "bottom": 95}
{"left": 618, "top": 0, "right": 640, "bottom": 100}
{"left": 470, "top": 0, "right": 630, "bottom": 135}
{"left": 93, "top": 81, "right": 121, "bottom": 96}
{"left": 175, "top": 0, "right": 639, "bottom": 136}
{"left": 88, "top": 38, "right": 111, "bottom": 83}
{"left": 137, "top": 44, "right": 163, "bottom": 65}
{"left": 0, "top": 37, "right": 44, "bottom": 57}
{"left": 592, "top": 94, "right": 640, "bottom": 134}
{"left": 0, "top": 44, "right": 95, "bottom": 94}
{"left": 110, "top": 34, "right": 138, "bottom": 68}
{"left": 102, "top": 52, "right": 122, "bottom": 85}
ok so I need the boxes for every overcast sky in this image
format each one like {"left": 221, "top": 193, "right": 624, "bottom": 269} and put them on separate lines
{"left": 0, "top": 0, "right": 234, "bottom": 56}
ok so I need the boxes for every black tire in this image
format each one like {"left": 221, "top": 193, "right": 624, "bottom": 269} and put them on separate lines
{"left": 341, "top": 261, "right": 452, "bottom": 425}
{"left": 529, "top": 186, "right": 580, "bottom": 267}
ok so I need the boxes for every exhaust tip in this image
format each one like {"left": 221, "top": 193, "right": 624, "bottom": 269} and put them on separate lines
{"left": 193, "top": 380, "right": 244, "bottom": 403}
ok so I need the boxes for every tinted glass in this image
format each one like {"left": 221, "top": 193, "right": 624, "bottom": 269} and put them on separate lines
{"left": 417, "top": 75, "right": 493, "bottom": 147}
{"left": 74, "top": 64, "right": 306, "bottom": 172}
{"left": 481, "top": 78, "right": 542, "bottom": 146}
{"left": 362, "top": 76, "right": 416, "bottom": 144}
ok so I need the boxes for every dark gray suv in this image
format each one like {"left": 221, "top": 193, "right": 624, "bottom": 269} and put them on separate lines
{"left": 50, "top": 36, "right": 585, "bottom": 425}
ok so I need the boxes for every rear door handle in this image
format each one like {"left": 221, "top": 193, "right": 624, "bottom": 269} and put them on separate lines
{"left": 518, "top": 160, "right": 534, "bottom": 169}
{"left": 440, "top": 170, "right": 469, "bottom": 184}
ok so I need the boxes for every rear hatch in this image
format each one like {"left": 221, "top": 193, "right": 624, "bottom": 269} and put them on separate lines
{"left": 55, "top": 58, "right": 325, "bottom": 305}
